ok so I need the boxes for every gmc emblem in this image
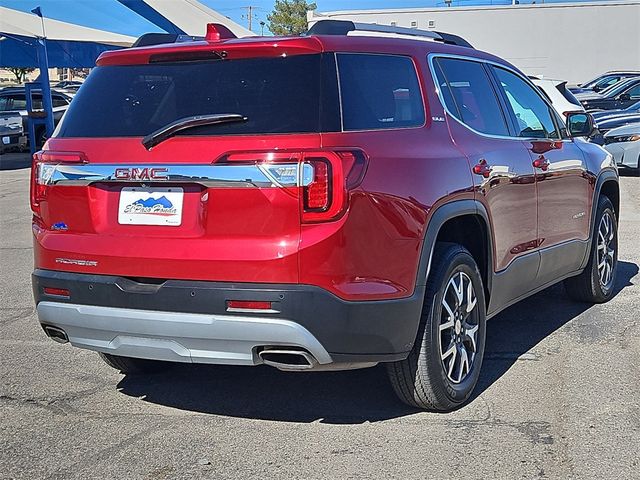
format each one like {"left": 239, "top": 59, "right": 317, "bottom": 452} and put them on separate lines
{"left": 114, "top": 167, "right": 168, "bottom": 181}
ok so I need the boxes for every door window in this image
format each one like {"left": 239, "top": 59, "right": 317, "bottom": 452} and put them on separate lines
{"left": 52, "top": 95, "right": 69, "bottom": 107}
{"left": 493, "top": 67, "right": 559, "bottom": 139}
{"left": 625, "top": 84, "right": 640, "bottom": 100}
{"left": 432, "top": 57, "right": 509, "bottom": 136}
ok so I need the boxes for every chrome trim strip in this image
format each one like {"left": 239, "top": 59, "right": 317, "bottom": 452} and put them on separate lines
{"left": 39, "top": 163, "right": 313, "bottom": 188}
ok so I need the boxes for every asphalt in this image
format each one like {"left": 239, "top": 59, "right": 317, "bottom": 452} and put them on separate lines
{"left": 1, "top": 151, "right": 639, "bottom": 479}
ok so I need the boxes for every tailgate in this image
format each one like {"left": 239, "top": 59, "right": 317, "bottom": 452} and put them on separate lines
{"left": 33, "top": 136, "right": 323, "bottom": 283}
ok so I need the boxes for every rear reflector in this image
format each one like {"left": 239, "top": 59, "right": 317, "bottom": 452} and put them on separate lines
{"left": 227, "top": 300, "right": 273, "bottom": 312}
{"left": 43, "top": 287, "right": 70, "bottom": 298}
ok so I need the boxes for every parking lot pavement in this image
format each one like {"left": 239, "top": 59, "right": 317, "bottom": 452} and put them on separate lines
{"left": 1, "top": 154, "right": 638, "bottom": 480}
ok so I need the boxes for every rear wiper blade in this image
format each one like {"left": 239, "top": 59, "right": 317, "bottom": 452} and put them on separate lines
{"left": 142, "top": 113, "right": 247, "bottom": 150}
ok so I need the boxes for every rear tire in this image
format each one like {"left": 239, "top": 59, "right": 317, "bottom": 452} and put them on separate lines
{"left": 98, "top": 352, "right": 171, "bottom": 374}
{"left": 387, "top": 243, "right": 486, "bottom": 411}
{"left": 564, "top": 196, "right": 618, "bottom": 303}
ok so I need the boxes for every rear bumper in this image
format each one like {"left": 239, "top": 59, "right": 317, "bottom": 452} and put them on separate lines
{"left": 32, "top": 270, "right": 424, "bottom": 367}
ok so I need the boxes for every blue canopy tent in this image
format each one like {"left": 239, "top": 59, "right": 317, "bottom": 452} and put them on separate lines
{"left": 0, "top": 6, "right": 135, "bottom": 152}
{"left": 0, "top": 33, "right": 123, "bottom": 69}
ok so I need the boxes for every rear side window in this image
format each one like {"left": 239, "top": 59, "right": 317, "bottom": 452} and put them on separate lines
{"left": 57, "top": 54, "right": 340, "bottom": 138}
{"left": 493, "top": 67, "right": 559, "bottom": 139}
{"left": 337, "top": 54, "right": 425, "bottom": 131}
{"left": 433, "top": 57, "right": 509, "bottom": 136}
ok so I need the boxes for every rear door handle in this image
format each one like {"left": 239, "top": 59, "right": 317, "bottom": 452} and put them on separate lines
{"left": 473, "top": 159, "right": 492, "bottom": 178}
{"left": 533, "top": 156, "right": 550, "bottom": 171}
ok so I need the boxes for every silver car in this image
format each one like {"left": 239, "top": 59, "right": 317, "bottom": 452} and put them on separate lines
{"left": 604, "top": 123, "right": 640, "bottom": 173}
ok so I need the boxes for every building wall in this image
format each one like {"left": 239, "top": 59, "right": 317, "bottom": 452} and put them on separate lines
{"left": 309, "top": 1, "right": 640, "bottom": 84}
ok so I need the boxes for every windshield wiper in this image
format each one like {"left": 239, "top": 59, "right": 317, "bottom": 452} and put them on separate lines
{"left": 142, "top": 113, "right": 247, "bottom": 150}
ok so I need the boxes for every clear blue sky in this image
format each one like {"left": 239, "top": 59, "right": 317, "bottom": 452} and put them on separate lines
{"left": 0, "top": 0, "right": 603, "bottom": 36}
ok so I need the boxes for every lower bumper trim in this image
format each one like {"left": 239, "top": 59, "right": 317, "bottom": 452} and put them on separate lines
{"left": 37, "top": 301, "right": 333, "bottom": 366}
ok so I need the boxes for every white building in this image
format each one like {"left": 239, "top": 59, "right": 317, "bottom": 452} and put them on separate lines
{"left": 308, "top": 1, "right": 640, "bottom": 84}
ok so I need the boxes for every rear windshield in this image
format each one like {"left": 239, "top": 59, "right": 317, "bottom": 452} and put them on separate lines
{"left": 57, "top": 53, "right": 341, "bottom": 137}
{"left": 555, "top": 82, "right": 582, "bottom": 107}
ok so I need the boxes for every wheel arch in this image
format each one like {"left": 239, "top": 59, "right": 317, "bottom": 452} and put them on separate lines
{"left": 580, "top": 169, "right": 619, "bottom": 270}
{"left": 416, "top": 200, "right": 494, "bottom": 306}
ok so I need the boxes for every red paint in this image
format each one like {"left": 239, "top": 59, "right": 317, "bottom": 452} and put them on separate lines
{"left": 32, "top": 32, "right": 605, "bottom": 303}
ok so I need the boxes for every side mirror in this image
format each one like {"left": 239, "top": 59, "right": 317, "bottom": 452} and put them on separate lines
{"left": 566, "top": 112, "right": 596, "bottom": 138}
{"left": 618, "top": 93, "right": 631, "bottom": 101}
{"left": 593, "top": 85, "right": 602, "bottom": 93}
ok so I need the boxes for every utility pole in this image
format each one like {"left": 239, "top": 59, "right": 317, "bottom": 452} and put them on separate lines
{"left": 242, "top": 6, "right": 255, "bottom": 32}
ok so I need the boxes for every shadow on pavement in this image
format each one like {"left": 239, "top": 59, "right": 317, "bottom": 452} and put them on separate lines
{"left": 116, "top": 261, "right": 638, "bottom": 424}
{"left": 0, "top": 152, "right": 32, "bottom": 171}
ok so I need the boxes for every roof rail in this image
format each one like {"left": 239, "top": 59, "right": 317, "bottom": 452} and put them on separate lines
{"left": 306, "top": 20, "right": 473, "bottom": 49}
{"left": 131, "top": 23, "right": 237, "bottom": 48}
{"left": 132, "top": 33, "right": 203, "bottom": 48}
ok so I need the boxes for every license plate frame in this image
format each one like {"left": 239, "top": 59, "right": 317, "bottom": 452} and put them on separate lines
{"left": 118, "top": 186, "right": 184, "bottom": 226}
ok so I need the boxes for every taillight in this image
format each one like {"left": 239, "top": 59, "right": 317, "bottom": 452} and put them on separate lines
{"left": 303, "top": 159, "right": 331, "bottom": 211}
{"left": 30, "top": 150, "right": 87, "bottom": 218}
{"left": 219, "top": 149, "right": 368, "bottom": 223}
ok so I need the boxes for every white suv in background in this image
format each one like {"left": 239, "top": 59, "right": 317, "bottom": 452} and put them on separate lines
{"left": 530, "top": 77, "right": 585, "bottom": 119}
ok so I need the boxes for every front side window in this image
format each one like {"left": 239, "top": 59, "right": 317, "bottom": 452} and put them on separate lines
{"left": 432, "top": 57, "right": 509, "bottom": 136}
{"left": 337, "top": 53, "right": 425, "bottom": 131}
{"left": 493, "top": 67, "right": 559, "bottom": 139}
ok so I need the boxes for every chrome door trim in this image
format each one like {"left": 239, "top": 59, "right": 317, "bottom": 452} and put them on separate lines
{"left": 426, "top": 53, "right": 562, "bottom": 142}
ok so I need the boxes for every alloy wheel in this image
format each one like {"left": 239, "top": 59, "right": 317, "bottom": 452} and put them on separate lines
{"left": 597, "top": 211, "right": 616, "bottom": 290}
{"left": 439, "top": 271, "right": 479, "bottom": 384}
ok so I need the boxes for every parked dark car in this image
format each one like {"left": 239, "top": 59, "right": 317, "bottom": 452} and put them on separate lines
{"left": 591, "top": 100, "right": 640, "bottom": 121}
{"left": 589, "top": 103, "right": 640, "bottom": 145}
{"left": 54, "top": 81, "right": 83, "bottom": 92}
{"left": 569, "top": 71, "right": 640, "bottom": 95}
{"left": 0, "top": 87, "right": 73, "bottom": 147}
{"left": 580, "top": 77, "right": 640, "bottom": 111}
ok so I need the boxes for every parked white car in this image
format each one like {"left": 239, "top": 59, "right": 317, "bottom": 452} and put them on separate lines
{"left": 530, "top": 77, "right": 585, "bottom": 119}
{"left": 604, "top": 123, "right": 640, "bottom": 173}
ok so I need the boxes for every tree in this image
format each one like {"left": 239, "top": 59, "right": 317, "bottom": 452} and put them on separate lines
{"left": 267, "top": 0, "right": 316, "bottom": 36}
{"left": 7, "top": 67, "right": 36, "bottom": 84}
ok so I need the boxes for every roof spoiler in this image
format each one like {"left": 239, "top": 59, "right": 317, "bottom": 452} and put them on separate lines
{"left": 306, "top": 20, "right": 473, "bottom": 49}
{"left": 131, "top": 24, "right": 236, "bottom": 48}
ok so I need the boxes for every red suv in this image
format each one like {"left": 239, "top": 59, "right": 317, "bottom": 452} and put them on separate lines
{"left": 31, "top": 21, "right": 619, "bottom": 411}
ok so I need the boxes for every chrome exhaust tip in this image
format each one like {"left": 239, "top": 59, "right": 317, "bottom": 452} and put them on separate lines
{"left": 258, "top": 348, "right": 318, "bottom": 371}
{"left": 42, "top": 325, "right": 69, "bottom": 344}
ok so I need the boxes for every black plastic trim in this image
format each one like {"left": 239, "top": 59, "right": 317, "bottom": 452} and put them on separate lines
{"left": 580, "top": 169, "right": 619, "bottom": 270}
{"left": 32, "top": 269, "right": 423, "bottom": 361}
{"left": 416, "top": 199, "right": 493, "bottom": 294}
